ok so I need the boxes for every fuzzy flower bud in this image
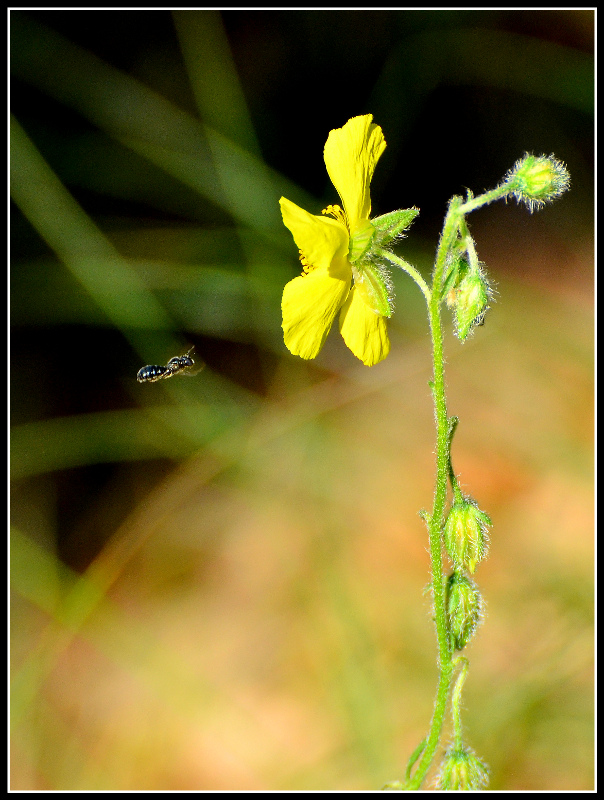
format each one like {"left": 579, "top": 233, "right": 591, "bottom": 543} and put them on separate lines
{"left": 448, "top": 269, "right": 491, "bottom": 341}
{"left": 506, "top": 153, "right": 570, "bottom": 212}
{"left": 434, "top": 745, "right": 490, "bottom": 790}
{"left": 444, "top": 498, "right": 491, "bottom": 573}
{"left": 446, "top": 572, "right": 482, "bottom": 650}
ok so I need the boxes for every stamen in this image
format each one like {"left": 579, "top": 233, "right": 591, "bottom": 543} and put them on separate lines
{"left": 299, "top": 250, "right": 316, "bottom": 275}
{"left": 322, "top": 204, "right": 348, "bottom": 227}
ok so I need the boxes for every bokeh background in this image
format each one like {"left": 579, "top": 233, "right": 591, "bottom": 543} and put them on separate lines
{"left": 10, "top": 9, "right": 593, "bottom": 791}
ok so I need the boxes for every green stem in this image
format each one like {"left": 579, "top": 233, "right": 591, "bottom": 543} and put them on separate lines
{"left": 404, "top": 200, "right": 463, "bottom": 790}
{"left": 447, "top": 417, "right": 464, "bottom": 503}
{"left": 397, "top": 185, "right": 510, "bottom": 789}
{"left": 457, "top": 216, "right": 480, "bottom": 275}
{"left": 451, "top": 658, "right": 469, "bottom": 749}
{"left": 379, "top": 250, "right": 431, "bottom": 306}
{"left": 458, "top": 182, "right": 511, "bottom": 215}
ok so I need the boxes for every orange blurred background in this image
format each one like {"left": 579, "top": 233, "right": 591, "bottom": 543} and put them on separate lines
{"left": 11, "top": 9, "right": 593, "bottom": 790}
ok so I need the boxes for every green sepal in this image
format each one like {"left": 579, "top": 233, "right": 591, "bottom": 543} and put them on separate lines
{"left": 353, "top": 262, "right": 392, "bottom": 317}
{"left": 348, "top": 219, "right": 375, "bottom": 263}
{"left": 372, "top": 207, "right": 419, "bottom": 245}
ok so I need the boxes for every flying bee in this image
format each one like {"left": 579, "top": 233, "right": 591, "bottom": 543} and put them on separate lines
{"left": 137, "top": 347, "right": 201, "bottom": 383}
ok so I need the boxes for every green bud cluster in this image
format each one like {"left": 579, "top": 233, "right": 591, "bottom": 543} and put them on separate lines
{"left": 434, "top": 745, "right": 490, "bottom": 790}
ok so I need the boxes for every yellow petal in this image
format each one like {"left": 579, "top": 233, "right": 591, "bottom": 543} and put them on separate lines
{"left": 280, "top": 197, "right": 349, "bottom": 273}
{"left": 282, "top": 268, "right": 351, "bottom": 360}
{"left": 338, "top": 285, "right": 391, "bottom": 366}
{"left": 323, "top": 115, "right": 386, "bottom": 233}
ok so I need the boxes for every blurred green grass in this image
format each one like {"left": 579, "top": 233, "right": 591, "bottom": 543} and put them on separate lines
{"left": 11, "top": 10, "right": 593, "bottom": 790}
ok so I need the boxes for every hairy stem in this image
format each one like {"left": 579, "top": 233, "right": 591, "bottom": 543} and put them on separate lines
{"left": 395, "top": 187, "right": 508, "bottom": 789}
{"left": 404, "top": 200, "right": 463, "bottom": 789}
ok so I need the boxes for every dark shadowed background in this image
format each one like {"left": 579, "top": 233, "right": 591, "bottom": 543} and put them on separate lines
{"left": 10, "top": 9, "right": 593, "bottom": 790}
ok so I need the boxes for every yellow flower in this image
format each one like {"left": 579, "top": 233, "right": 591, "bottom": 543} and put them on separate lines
{"left": 280, "top": 114, "right": 392, "bottom": 366}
